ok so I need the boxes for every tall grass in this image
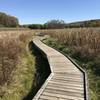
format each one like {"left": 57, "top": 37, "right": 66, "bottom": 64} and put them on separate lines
{"left": 0, "top": 30, "right": 36, "bottom": 100}
{"left": 43, "top": 28, "right": 100, "bottom": 56}
{"left": 43, "top": 28, "right": 100, "bottom": 100}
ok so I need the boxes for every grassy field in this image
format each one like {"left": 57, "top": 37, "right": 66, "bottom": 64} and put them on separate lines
{"left": 0, "top": 30, "right": 37, "bottom": 100}
{"left": 42, "top": 28, "right": 100, "bottom": 100}
{"left": 0, "top": 28, "right": 100, "bottom": 100}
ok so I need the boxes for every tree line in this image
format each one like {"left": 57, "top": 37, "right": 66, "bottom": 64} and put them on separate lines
{"left": 66, "top": 19, "right": 100, "bottom": 28}
{"left": 22, "top": 20, "right": 66, "bottom": 29}
{"left": 23, "top": 19, "right": 100, "bottom": 29}
{"left": 0, "top": 12, "right": 100, "bottom": 28}
{"left": 0, "top": 12, "right": 19, "bottom": 27}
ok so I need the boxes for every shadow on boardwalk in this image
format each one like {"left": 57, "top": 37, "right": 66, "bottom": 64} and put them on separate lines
{"left": 23, "top": 41, "right": 51, "bottom": 100}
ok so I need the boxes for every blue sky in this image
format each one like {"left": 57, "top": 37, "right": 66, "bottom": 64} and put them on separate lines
{"left": 0, "top": 0, "right": 100, "bottom": 24}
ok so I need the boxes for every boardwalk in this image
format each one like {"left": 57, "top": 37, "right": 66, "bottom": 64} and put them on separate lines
{"left": 33, "top": 37, "right": 88, "bottom": 100}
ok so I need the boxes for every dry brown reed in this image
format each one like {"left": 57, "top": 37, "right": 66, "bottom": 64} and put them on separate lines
{"left": 43, "top": 28, "right": 100, "bottom": 58}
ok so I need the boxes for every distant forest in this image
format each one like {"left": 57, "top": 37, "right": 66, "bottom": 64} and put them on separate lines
{"left": 0, "top": 12, "right": 100, "bottom": 28}
{"left": 66, "top": 19, "right": 100, "bottom": 28}
{"left": 0, "top": 12, "right": 19, "bottom": 27}
{"left": 23, "top": 19, "right": 100, "bottom": 29}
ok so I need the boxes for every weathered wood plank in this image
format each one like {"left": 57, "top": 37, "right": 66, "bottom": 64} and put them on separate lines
{"left": 49, "top": 81, "right": 83, "bottom": 87}
{"left": 51, "top": 77, "right": 83, "bottom": 82}
{"left": 44, "top": 89, "right": 84, "bottom": 98}
{"left": 41, "top": 92, "right": 84, "bottom": 100}
{"left": 39, "top": 95, "right": 67, "bottom": 100}
{"left": 47, "top": 83, "right": 84, "bottom": 90}
{"left": 45, "top": 86, "right": 84, "bottom": 94}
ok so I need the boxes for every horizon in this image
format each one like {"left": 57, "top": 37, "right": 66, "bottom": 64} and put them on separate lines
{"left": 20, "top": 18, "right": 100, "bottom": 25}
{"left": 0, "top": 0, "right": 100, "bottom": 24}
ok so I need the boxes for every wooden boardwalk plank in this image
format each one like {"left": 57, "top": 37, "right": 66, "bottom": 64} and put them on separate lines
{"left": 43, "top": 89, "right": 84, "bottom": 98}
{"left": 32, "top": 37, "right": 88, "bottom": 100}
{"left": 40, "top": 92, "right": 84, "bottom": 100}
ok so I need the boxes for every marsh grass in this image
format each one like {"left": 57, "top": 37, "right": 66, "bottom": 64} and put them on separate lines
{"left": 42, "top": 28, "right": 100, "bottom": 100}
{"left": 0, "top": 30, "right": 36, "bottom": 100}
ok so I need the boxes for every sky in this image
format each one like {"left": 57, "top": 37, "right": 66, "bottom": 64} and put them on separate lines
{"left": 0, "top": 0, "right": 100, "bottom": 24}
